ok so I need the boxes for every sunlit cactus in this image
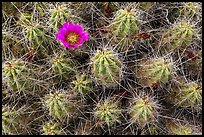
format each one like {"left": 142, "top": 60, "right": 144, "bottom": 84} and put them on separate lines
{"left": 159, "top": 21, "right": 195, "bottom": 51}
{"left": 34, "top": 2, "right": 47, "bottom": 17}
{"left": 167, "top": 78, "right": 202, "bottom": 110}
{"left": 2, "top": 106, "right": 18, "bottom": 135}
{"left": 91, "top": 48, "right": 122, "bottom": 87}
{"left": 42, "top": 121, "right": 64, "bottom": 135}
{"left": 111, "top": 8, "right": 139, "bottom": 51}
{"left": 141, "top": 124, "right": 159, "bottom": 135}
{"left": 94, "top": 97, "right": 122, "bottom": 127}
{"left": 72, "top": 74, "right": 93, "bottom": 95}
{"left": 165, "top": 119, "right": 193, "bottom": 135}
{"left": 44, "top": 90, "right": 79, "bottom": 121}
{"left": 2, "top": 59, "right": 29, "bottom": 91}
{"left": 136, "top": 57, "right": 173, "bottom": 88}
{"left": 50, "top": 4, "right": 71, "bottom": 32}
{"left": 50, "top": 54, "right": 77, "bottom": 80}
{"left": 17, "top": 13, "right": 32, "bottom": 26}
{"left": 138, "top": 2, "right": 154, "bottom": 10}
{"left": 180, "top": 2, "right": 200, "bottom": 19}
{"left": 129, "top": 95, "right": 160, "bottom": 128}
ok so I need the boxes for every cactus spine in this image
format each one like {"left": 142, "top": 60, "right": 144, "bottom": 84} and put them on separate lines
{"left": 94, "top": 97, "right": 122, "bottom": 127}
{"left": 72, "top": 74, "right": 93, "bottom": 95}
{"left": 129, "top": 95, "right": 160, "bottom": 128}
{"left": 111, "top": 8, "right": 139, "bottom": 51}
{"left": 44, "top": 90, "right": 78, "bottom": 121}
{"left": 50, "top": 5, "right": 71, "bottom": 32}
{"left": 2, "top": 59, "right": 29, "bottom": 91}
{"left": 165, "top": 119, "right": 193, "bottom": 135}
{"left": 42, "top": 121, "right": 64, "bottom": 135}
{"left": 167, "top": 79, "right": 202, "bottom": 110}
{"left": 136, "top": 57, "right": 173, "bottom": 88}
{"left": 91, "top": 48, "right": 122, "bottom": 87}
{"left": 2, "top": 106, "right": 19, "bottom": 135}
{"left": 50, "top": 54, "right": 77, "bottom": 80}
{"left": 159, "top": 21, "right": 195, "bottom": 52}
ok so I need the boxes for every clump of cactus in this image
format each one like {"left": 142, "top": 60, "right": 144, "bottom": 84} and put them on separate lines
{"left": 2, "top": 106, "right": 18, "bottom": 135}
{"left": 49, "top": 4, "right": 71, "bottom": 32}
{"left": 2, "top": 2, "right": 202, "bottom": 135}
{"left": 110, "top": 7, "right": 139, "bottom": 51}
{"left": 179, "top": 2, "right": 200, "bottom": 19}
{"left": 2, "top": 59, "right": 29, "bottom": 91}
{"left": 42, "top": 121, "right": 65, "bottom": 135}
{"left": 166, "top": 77, "right": 202, "bottom": 110}
{"left": 94, "top": 97, "right": 122, "bottom": 127}
{"left": 159, "top": 21, "right": 195, "bottom": 52}
{"left": 91, "top": 48, "right": 122, "bottom": 87}
{"left": 136, "top": 57, "right": 173, "bottom": 88}
{"left": 129, "top": 94, "right": 160, "bottom": 128}
{"left": 50, "top": 53, "right": 77, "bottom": 80}
{"left": 164, "top": 119, "right": 198, "bottom": 135}
{"left": 44, "top": 90, "right": 79, "bottom": 121}
{"left": 72, "top": 74, "right": 93, "bottom": 95}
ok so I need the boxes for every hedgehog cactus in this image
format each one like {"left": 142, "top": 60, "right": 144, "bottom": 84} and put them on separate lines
{"left": 159, "top": 21, "right": 195, "bottom": 51}
{"left": 2, "top": 106, "right": 18, "bottom": 135}
{"left": 165, "top": 119, "right": 193, "bottom": 135}
{"left": 136, "top": 57, "right": 173, "bottom": 88}
{"left": 72, "top": 74, "right": 93, "bottom": 95}
{"left": 111, "top": 8, "right": 139, "bottom": 51}
{"left": 180, "top": 2, "right": 199, "bottom": 19}
{"left": 91, "top": 48, "right": 122, "bottom": 87}
{"left": 44, "top": 90, "right": 78, "bottom": 121}
{"left": 17, "top": 13, "right": 32, "bottom": 26}
{"left": 94, "top": 97, "right": 122, "bottom": 127}
{"left": 138, "top": 2, "right": 154, "bottom": 10}
{"left": 50, "top": 54, "right": 77, "bottom": 80}
{"left": 50, "top": 5, "right": 71, "bottom": 32}
{"left": 168, "top": 79, "right": 202, "bottom": 110}
{"left": 26, "top": 24, "right": 46, "bottom": 46}
{"left": 42, "top": 121, "right": 64, "bottom": 135}
{"left": 129, "top": 95, "right": 160, "bottom": 128}
{"left": 2, "top": 59, "right": 29, "bottom": 91}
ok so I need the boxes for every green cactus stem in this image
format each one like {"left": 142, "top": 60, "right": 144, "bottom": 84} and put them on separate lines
{"left": 94, "top": 97, "right": 122, "bottom": 127}
{"left": 91, "top": 48, "right": 122, "bottom": 87}
{"left": 136, "top": 57, "right": 173, "bottom": 88}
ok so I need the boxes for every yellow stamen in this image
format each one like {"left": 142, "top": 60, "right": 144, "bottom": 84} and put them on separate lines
{"left": 66, "top": 32, "right": 80, "bottom": 45}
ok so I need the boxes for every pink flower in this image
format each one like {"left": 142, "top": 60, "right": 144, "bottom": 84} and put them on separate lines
{"left": 56, "top": 22, "right": 88, "bottom": 49}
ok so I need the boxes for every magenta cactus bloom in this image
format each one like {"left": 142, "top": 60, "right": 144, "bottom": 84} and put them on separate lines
{"left": 56, "top": 22, "right": 89, "bottom": 49}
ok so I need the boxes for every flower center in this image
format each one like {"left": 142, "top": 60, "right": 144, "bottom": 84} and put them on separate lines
{"left": 66, "top": 32, "right": 80, "bottom": 45}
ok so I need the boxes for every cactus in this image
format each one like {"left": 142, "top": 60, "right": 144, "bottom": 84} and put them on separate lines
{"left": 34, "top": 2, "right": 47, "bottom": 17}
{"left": 44, "top": 90, "right": 78, "bottom": 121}
{"left": 141, "top": 124, "right": 159, "bottom": 135}
{"left": 72, "top": 74, "right": 93, "bottom": 95}
{"left": 2, "top": 106, "right": 18, "bottom": 135}
{"left": 159, "top": 21, "right": 195, "bottom": 52}
{"left": 2, "top": 59, "right": 29, "bottom": 91}
{"left": 167, "top": 78, "right": 202, "bottom": 110}
{"left": 136, "top": 57, "right": 173, "bottom": 88}
{"left": 17, "top": 13, "right": 32, "bottom": 26}
{"left": 129, "top": 95, "right": 160, "bottom": 128}
{"left": 50, "top": 53, "right": 77, "bottom": 80}
{"left": 111, "top": 8, "right": 139, "bottom": 51}
{"left": 185, "top": 50, "right": 202, "bottom": 77}
{"left": 50, "top": 4, "right": 71, "bottom": 32}
{"left": 180, "top": 2, "right": 200, "bottom": 19}
{"left": 165, "top": 119, "right": 193, "bottom": 135}
{"left": 94, "top": 97, "right": 122, "bottom": 127}
{"left": 138, "top": 2, "right": 154, "bottom": 10}
{"left": 42, "top": 121, "right": 64, "bottom": 135}
{"left": 91, "top": 48, "right": 122, "bottom": 87}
